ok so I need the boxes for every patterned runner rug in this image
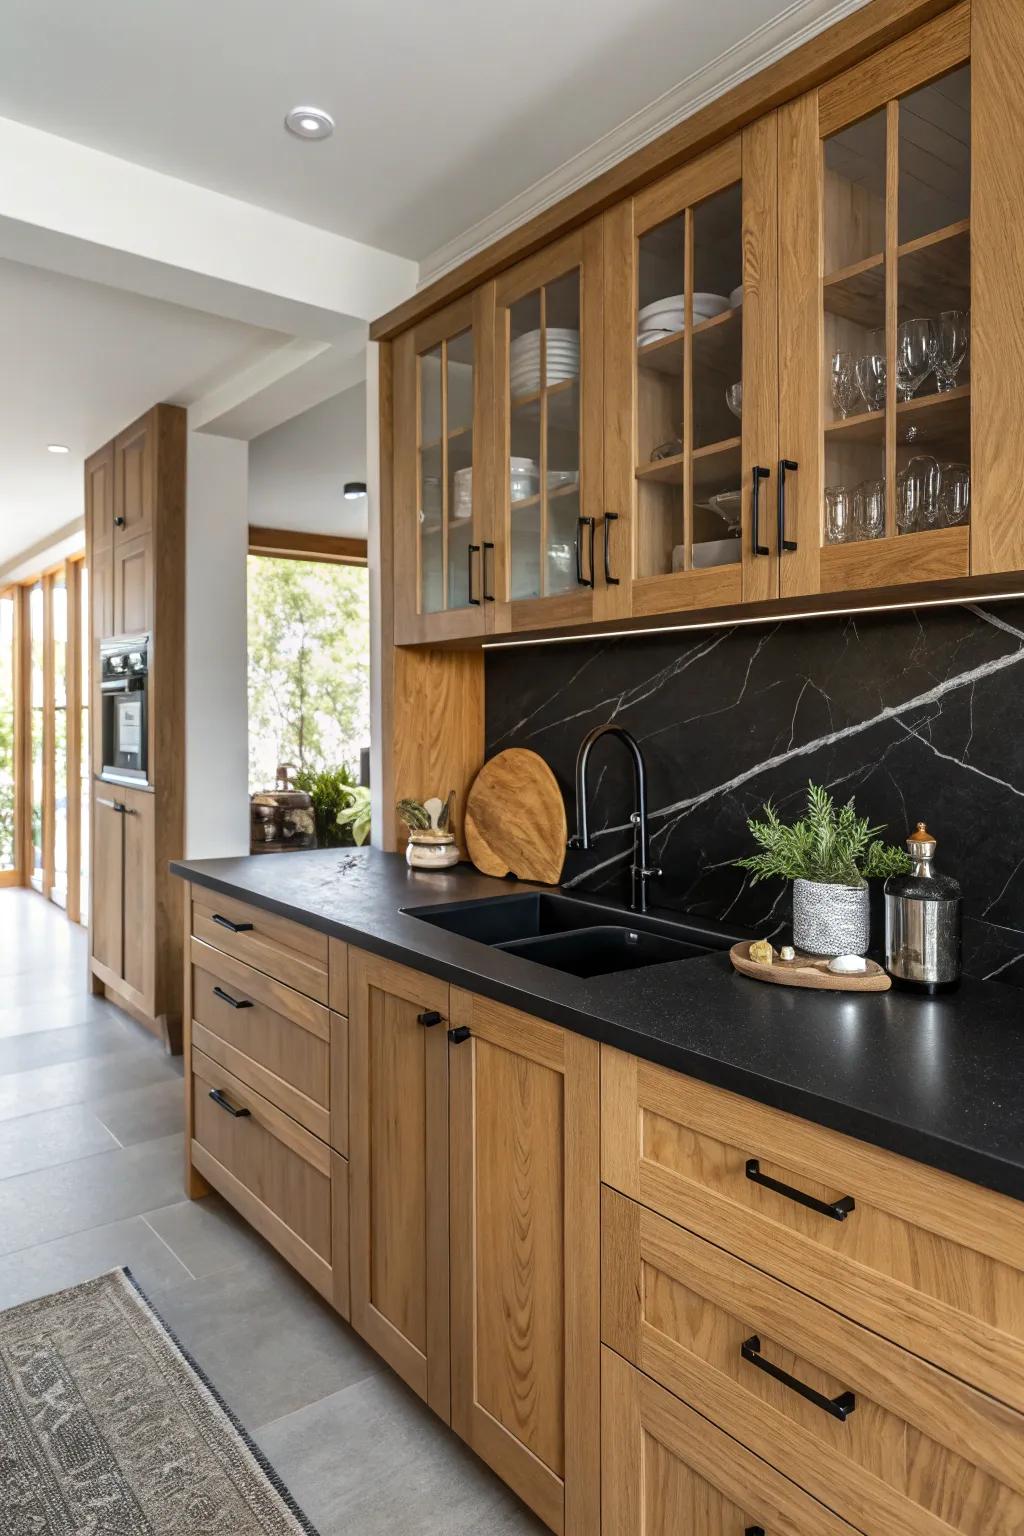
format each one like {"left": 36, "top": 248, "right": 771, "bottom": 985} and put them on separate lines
{"left": 0, "top": 1268, "right": 319, "bottom": 1534}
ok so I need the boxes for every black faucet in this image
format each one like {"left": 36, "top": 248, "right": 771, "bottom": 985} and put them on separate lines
{"left": 568, "top": 724, "right": 661, "bottom": 914}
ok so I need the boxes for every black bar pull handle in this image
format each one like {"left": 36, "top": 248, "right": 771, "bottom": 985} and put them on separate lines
{"left": 448, "top": 1025, "right": 471, "bottom": 1044}
{"left": 777, "top": 458, "right": 798, "bottom": 552}
{"left": 603, "top": 513, "right": 620, "bottom": 585}
{"left": 746, "top": 1158, "right": 855, "bottom": 1221}
{"left": 212, "top": 913, "right": 254, "bottom": 934}
{"left": 468, "top": 543, "right": 481, "bottom": 605}
{"left": 746, "top": 1529, "right": 766, "bottom": 1535}
{"left": 741, "top": 1335, "right": 856, "bottom": 1422}
{"left": 751, "top": 466, "right": 770, "bottom": 557}
{"left": 213, "top": 985, "right": 253, "bottom": 1010}
{"left": 209, "top": 1088, "right": 251, "bottom": 1118}
{"left": 482, "top": 541, "right": 495, "bottom": 600}
{"left": 577, "top": 516, "right": 596, "bottom": 588}
{"left": 418, "top": 1010, "right": 443, "bottom": 1027}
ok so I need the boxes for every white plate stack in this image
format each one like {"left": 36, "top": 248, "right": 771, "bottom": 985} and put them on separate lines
{"left": 510, "top": 328, "right": 579, "bottom": 396}
{"left": 637, "top": 292, "right": 731, "bottom": 346}
{"left": 452, "top": 466, "right": 473, "bottom": 519}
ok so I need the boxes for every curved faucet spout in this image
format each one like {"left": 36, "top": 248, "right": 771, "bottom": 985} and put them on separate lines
{"left": 568, "top": 723, "right": 660, "bottom": 913}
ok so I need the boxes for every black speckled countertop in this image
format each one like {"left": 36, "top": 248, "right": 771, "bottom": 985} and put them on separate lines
{"left": 172, "top": 848, "right": 1024, "bottom": 1202}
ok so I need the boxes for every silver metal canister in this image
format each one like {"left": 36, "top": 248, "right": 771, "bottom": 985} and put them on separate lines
{"left": 884, "top": 823, "right": 961, "bottom": 994}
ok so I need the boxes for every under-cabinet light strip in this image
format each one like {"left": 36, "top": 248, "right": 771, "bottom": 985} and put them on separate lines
{"left": 479, "top": 589, "right": 1024, "bottom": 648}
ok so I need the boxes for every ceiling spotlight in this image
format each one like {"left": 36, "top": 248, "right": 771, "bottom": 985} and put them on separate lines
{"left": 47, "top": 444, "right": 70, "bottom": 454}
{"left": 285, "top": 106, "right": 334, "bottom": 141}
{"left": 344, "top": 481, "right": 367, "bottom": 500}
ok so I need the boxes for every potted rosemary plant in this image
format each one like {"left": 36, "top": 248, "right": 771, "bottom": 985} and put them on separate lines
{"left": 735, "top": 783, "right": 911, "bottom": 957}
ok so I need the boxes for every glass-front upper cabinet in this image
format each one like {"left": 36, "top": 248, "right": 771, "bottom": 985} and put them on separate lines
{"left": 393, "top": 289, "right": 494, "bottom": 644}
{"left": 779, "top": 5, "right": 973, "bottom": 597}
{"left": 605, "top": 124, "right": 780, "bottom": 619}
{"left": 489, "top": 222, "right": 615, "bottom": 633}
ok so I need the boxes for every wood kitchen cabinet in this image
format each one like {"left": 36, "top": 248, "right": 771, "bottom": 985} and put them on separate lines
{"left": 448, "top": 989, "right": 600, "bottom": 1536}
{"left": 347, "top": 949, "right": 452, "bottom": 1418}
{"left": 90, "top": 784, "right": 155, "bottom": 1023}
{"left": 85, "top": 443, "right": 115, "bottom": 651}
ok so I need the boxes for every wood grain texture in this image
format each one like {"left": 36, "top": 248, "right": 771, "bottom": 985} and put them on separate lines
{"left": 191, "top": 1021, "right": 329, "bottom": 1144}
{"left": 819, "top": 526, "right": 969, "bottom": 592}
{"left": 601, "top": 1345, "right": 858, "bottom": 1536}
{"left": 603, "top": 1187, "right": 1024, "bottom": 1536}
{"left": 330, "top": 1010, "right": 349, "bottom": 1158}
{"left": 741, "top": 113, "right": 781, "bottom": 604}
{"left": 348, "top": 949, "right": 451, "bottom": 1419}
{"left": 818, "top": 1, "right": 970, "bottom": 136}
{"left": 601, "top": 1047, "right": 1024, "bottom": 1412}
{"left": 390, "top": 646, "right": 485, "bottom": 854}
{"left": 331, "top": 1151, "right": 350, "bottom": 1320}
{"left": 328, "top": 937, "right": 349, "bottom": 1014}
{"left": 972, "top": 0, "right": 1024, "bottom": 574}
{"left": 190, "top": 937, "right": 329, "bottom": 1038}
{"left": 449, "top": 990, "right": 600, "bottom": 1536}
{"left": 85, "top": 442, "right": 114, "bottom": 642}
{"left": 91, "top": 797, "right": 123, "bottom": 978}
{"left": 248, "top": 528, "right": 367, "bottom": 567}
{"left": 183, "top": 886, "right": 210, "bottom": 1200}
{"left": 730, "top": 941, "right": 891, "bottom": 991}
{"left": 599, "top": 200, "right": 636, "bottom": 612}
{"left": 191, "top": 890, "right": 329, "bottom": 1003}
{"left": 464, "top": 748, "right": 567, "bottom": 884}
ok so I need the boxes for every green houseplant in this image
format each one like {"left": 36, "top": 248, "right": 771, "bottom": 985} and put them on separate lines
{"left": 292, "top": 765, "right": 362, "bottom": 848}
{"left": 335, "top": 785, "right": 372, "bottom": 847}
{"left": 735, "top": 782, "right": 910, "bottom": 957}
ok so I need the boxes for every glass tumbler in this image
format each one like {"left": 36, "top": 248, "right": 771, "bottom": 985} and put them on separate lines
{"left": 855, "top": 478, "right": 886, "bottom": 540}
{"left": 830, "top": 352, "right": 856, "bottom": 420}
{"left": 825, "top": 485, "right": 852, "bottom": 544}
{"left": 855, "top": 331, "right": 887, "bottom": 413}
{"left": 898, "top": 455, "right": 941, "bottom": 532}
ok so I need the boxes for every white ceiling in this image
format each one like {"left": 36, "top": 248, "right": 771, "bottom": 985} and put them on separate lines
{"left": 0, "top": 0, "right": 845, "bottom": 263}
{"left": 0, "top": 258, "right": 283, "bottom": 570}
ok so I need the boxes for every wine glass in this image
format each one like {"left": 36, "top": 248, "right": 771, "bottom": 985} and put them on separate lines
{"left": 934, "top": 310, "right": 969, "bottom": 393}
{"left": 830, "top": 351, "right": 856, "bottom": 420}
{"left": 725, "top": 382, "right": 742, "bottom": 420}
{"left": 855, "top": 479, "right": 886, "bottom": 540}
{"left": 898, "top": 455, "right": 941, "bottom": 532}
{"left": 896, "top": 318, "right": 936, "bottom": 400}
{"left": 855, "top": 332, "right": 887, "bottom": 413}
{"left": 825, "top": 485, "right": 852, "bottom": 544}
{"left": 938, "top": 463, "right": 971, "bottom": 526}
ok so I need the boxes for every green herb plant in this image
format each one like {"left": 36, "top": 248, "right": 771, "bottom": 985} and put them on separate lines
{"left": 292, "top": 764, "right": 360, "bottom": 848}
{"left": 735, "top": 782, "right": 911, "bottom": 887}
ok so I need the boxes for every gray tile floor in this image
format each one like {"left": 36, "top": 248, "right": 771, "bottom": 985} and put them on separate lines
{"left": 0, "top": 888, "right": 545, "bottom": 1535}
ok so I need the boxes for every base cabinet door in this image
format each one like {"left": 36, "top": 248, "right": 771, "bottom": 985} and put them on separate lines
{"left": 348, "top": 950, "right": 451, "bottom": 1418}
{"left": 448, "top": 991, "right": 600, "bottom": 1536}
{"left": 602, "top": 1348, "right": 857, "bottom": 1536}
{"left": 91, "top": 793, "right": 124, "bottom": 976}
{"left": 121, "top": 785, "right": 154, "bottom": 1007}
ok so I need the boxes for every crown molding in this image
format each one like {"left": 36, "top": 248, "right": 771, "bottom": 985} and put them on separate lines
{"left": 417, "top": 0, "right": 870, "bottom": 290}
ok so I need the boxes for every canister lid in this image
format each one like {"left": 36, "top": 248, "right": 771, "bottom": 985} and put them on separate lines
{"left": 907, "top": 821, "right": 936, "bottom": 857}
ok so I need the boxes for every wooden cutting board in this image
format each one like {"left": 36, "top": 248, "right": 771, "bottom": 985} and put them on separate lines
{"left": 465, "top": 749, "right": 567, "bottom": 885}
{"left": 730, "top": 941, "right": 891, "bottom": 992}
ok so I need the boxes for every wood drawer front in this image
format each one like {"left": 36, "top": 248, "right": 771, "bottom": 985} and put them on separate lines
{"left": 603, "top": 1188, "right": 1024, "bottom": 1536}
{"left": 191, "top": 890, "right": 328, "bottom": 1003}
{"left": 191, "top": 940, "right": 329, "bottom": 1139}
{"left": 602, "top": 1346, "right": 858, "bottom": 1536}
{"left": 192, "top": 1047, "right": 332, "bottom": 1294}
{"left": 602, "top": 1048, "right": 1024, "bottom": 1413}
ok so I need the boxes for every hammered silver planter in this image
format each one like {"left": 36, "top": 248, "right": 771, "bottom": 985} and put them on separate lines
{"left": 792, "top": 877, "right": 870, "bottom": 957}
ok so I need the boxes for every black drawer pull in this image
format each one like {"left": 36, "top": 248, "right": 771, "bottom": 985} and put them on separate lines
{"left": 603, "top": 512, "right": 620, "bottom": 585}
{"left": 212, "top": 913, "right": 254, "bottom": 934}
{"left": 751, "top": 465, "right": 770, "bottom": 557}
{"left": 482, "top": 541, "right": 495, "bottom": 601}
{"left": 213, "top": 985, "right": 253, "bottom": 1010}
{"left": 417, "top": 1010, "right": 443, "bottom": 1027}
{"left": 746, "top": 1528, "right": 765, "bottom": 1535}
{"left": 777, "top": 457, "right": 798, "bottom": 552}
{"left": 448, "top": 1025, "right": 471, "bottom": 1044}
{"left": 576, "top": 516, "right": 596, "bottom": 588}
{"left": 209, "top": 1088, "right": 251, "bottom": 1118}
{"left": 745, "top": 1158, "right": 855, "bottom": 1221}
{"left": 468, "top": 543, "right": 481, "bottom": 605}
{"left": 741, "top": 1335, "right": 856, "bottom": 1422}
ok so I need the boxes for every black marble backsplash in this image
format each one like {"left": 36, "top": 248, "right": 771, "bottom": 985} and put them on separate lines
{"left": 485, "top": 599, "right": 1024, "bottom": 987}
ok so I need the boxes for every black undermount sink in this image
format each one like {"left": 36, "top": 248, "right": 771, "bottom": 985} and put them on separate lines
{"left": 402, "top": 892, "right": 741, "bottom": 979}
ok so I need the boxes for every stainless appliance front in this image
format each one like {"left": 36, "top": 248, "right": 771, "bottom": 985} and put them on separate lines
{"left": 100, "top": 634, "right": 150, "bottom": 786}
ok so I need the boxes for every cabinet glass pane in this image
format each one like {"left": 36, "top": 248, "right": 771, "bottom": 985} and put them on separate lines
{"left": 446, "top": 329, "right": 474, "bottom": 436}
{"left": 691, "top": 186, "right": 742, "bottom": 570}
{"left": 822, "top": 110, "right": 888, "bottom": 544}
{"left": 418, "top": 326, "right": 478, "bottom": 617}
{"left": 448, "top": 426, "right": 474, "bottom": 609}
{"left": 637, "top": 214, "right": 685, "bottom": 576}
{"left": 420, "top": 440, "right": 444, "bottom": 613}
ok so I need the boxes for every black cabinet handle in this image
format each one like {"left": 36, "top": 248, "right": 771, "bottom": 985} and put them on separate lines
{"left": 741, "top": 1335, "right": 856, "bottom": 1422}
{"left": 751, "top": 466, "right": 770, "bottom": 557}
{"left": 603, "top": 513, "right": 620, "bottom": 585}
{"left": 482, "top": 541, "right": 495, "bottom": 601}
{"left": 777, "top": 458, "right": 798, "bottom": 552}
{"left": 468, "top": 543, "right": 481, "bottom": 605}
{"left": 212, "top": 914, "right": 254, "bottom": 934}
{"left": 448, "top": 1025, "right": 471, "bottom": 1044}
{"left": 576, "top": 516, "right": 595, "bottom": 588}
{"left": 213, "top": 985, "right": 253, "bottom": 1010}
{"left": 114, "top": 514, "right": 126, "bottom": 528}
{"left": 746, "top": 1528, "right": 766, "bottom": 1535}
{"left": 417, "top": 1010, "right": 443, "bottom": 1027}
{"left": 209, "top": 1088, "right": 251, "bottom": 1118}
{"left": 746, "top": 1158, "right": 855, "bottom": 1221}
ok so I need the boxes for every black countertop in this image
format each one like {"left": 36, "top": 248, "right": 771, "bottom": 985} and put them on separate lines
{"left": 172, "top": 848, "right": 1024, "bottom": 1202}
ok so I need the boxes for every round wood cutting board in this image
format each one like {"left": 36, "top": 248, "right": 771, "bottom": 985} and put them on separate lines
{"left": 465, "top": 749, "right": 567, "bottom": 885}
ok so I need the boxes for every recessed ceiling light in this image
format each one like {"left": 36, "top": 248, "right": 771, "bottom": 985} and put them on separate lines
{"left": 47, "top": 444, "right": 69, "bottom": 454}
{"left": 344, "top": 481, "right": 367, "bottom": 500}
{"left": 285, "top": 106, "right": 334, "bottom": 141}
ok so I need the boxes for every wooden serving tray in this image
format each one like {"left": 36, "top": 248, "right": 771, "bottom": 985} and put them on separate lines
{"left": 729, "top": 941, "right": 891, "bottom": 992}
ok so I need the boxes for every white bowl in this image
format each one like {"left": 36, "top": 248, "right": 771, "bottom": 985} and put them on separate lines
{"left": 730, "top": 284, "right": 744, "bottom": 308}
{"left": 639, "top": 295, "right": 685, "bottom": 323}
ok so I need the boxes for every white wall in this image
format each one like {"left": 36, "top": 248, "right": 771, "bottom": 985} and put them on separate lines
{"left": 247, "top": 381, "right": 367, "bottom": 538}
{"left": 185, "top": 431, "right": 250, "bottom": 859}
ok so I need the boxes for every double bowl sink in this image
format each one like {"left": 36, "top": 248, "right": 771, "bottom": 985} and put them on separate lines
{"left": 402, "top": 890, "right": 741, "bottom": 979}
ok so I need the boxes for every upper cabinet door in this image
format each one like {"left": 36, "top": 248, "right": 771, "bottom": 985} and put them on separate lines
{"left": 85, "top": 443, "right": 115, "bottom": 641}
{"left": 114, "top": 413, "right": 155, "bottom": 545}
{"left": 607, "top": 125, "right": 780, "bottom": 623}
{"left": 490, "top": 221, "right": 616, "bottom": 634}
{"left": 779, "top": 4, "right": 974, "bottom": 598}
{"left": 393, "top": 290, "right": 494, "bottom": 645}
